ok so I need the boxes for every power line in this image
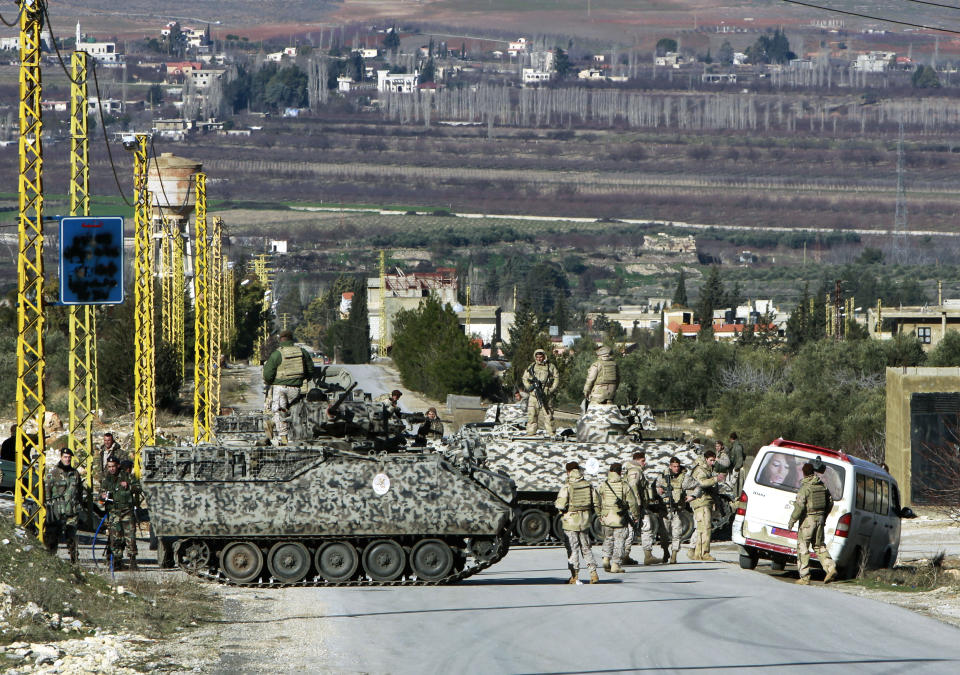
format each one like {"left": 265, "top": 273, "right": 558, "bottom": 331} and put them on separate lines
{"left": 902, "top": 0, "right": 960, "bottom": 10}
{"left": 0, "top": 2, "right": 24, "bottom": 28}
{"left": 91, "top": 61, "right": 135, "bottom": 208}
{"left": 780, "top": 0, "right": 960, "bottom": 34}
{"left": 40, "top": 1, "right": 85, "bottom": 86}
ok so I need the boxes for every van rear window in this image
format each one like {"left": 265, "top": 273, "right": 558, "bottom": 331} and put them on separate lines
{"left": 755, "top": 450, "right": 845, "bottom": 500}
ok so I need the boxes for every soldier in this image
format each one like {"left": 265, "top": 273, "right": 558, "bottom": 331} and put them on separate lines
{"left": 415, "top": 407, "right": 445, "bottom": 442}
{"left": 599, "top": 462, "right": 639, "bottom": 574}
{"left": 522, "top": 348, "right": 559, "bottom": 435}
{"left": 0, "top": 424, "right": 15, "bottom": 462}
{"left": 583, "top": 345, "right": 618, "bottom": 406}
{"left": 100, "top": 455, "right": 143, "bottom": 570}
{"left": 44, "top": 448, "right": 84, "bottom": 563}
{"left": 555, "top": 461, "right": 601, "bottom": 584}
{"left": 684, "top": 449, "right": 722, "bottom": 562}
{"left": 624, "top": 451, "right": 666, "bottom": 566}
{"left": 376, "top": 389, "right": 404, "bottom": 418}
{"left": 728, "top": 432, "right": 745, "bottom": 487}
{"left": 262, "top": 329, "right": 315, "bottom": 445}
{"left": 96, "top": 432, "right": 125, "bottom": 473}
{"left": 658, "top": 456, "right": 689, "bottom": 564}
{"left": 789, "top": 462, "right": 839, "bottom": 585}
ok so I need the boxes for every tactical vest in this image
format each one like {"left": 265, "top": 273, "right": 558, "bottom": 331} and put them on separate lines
{"left": 567, "top": 480, "right": 594, "bottom": 512}
{"left": 527, "top": 363, "right": 555, "bottom": 389}
{"left": 807, "top": 481, "right": 828, "bottom": 514}
{"left": 597, "top": 360, "right": 618, "bottom": 385}
{"left": 275, "top": 344, "right": 306, "bottom": 380}
{"left": 664, "top": 469, "right": 686, "bottom": 503}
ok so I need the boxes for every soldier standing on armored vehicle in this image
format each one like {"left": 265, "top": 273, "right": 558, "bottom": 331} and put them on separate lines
{"left": 101, "top": 456, "right": 143, "bottom": 570}
{"left": 555, "top": 461, "right": 601, "bottom": 584}
{"left": 788, "top": 462, "right": 838, "bottom": 585}
{"left": 263, "top": 330, "right": 315, "bottom": 446}
{"left": 658, "top": 456, "right": 689, "bottom": 564}
{"left": 415, "top": 407, "right": 445, "bottom": 443}
{"left": 599, "top": 462, "right": 639, "bottom": 574}
{"left": 376, "top": 389, "right": 404, "bottom": 417}
{"left": 45, "top": 448, "right": 83, "bottom": 564}
{"left": 582, "top": 345, "right": 618, "bottom": 407}
{"left": 624, "top": 451, "right": 667, "bottom": 566}
{"left": 522, "top": 348, "right": 559, "bottom": 435}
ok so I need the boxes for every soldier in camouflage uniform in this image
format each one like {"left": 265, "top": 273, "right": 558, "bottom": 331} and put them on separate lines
{"left": 100, "top": 456, "right": 143, "bottom": 570}
{"left": 44, "top": 448, "right": 84, "bottom": 563}
{"left": 788, "top": 462, "right": 838, "bottom": 585}
{"left": 263, "top": 329, "right": 315, "bottom": 445}
{"left": 522, "top": 349, "right": 559, "bottom": 435}
{"left": 376, "top": 389, "right": 403, "bottom": 418}
{"left": 583, "top": 345, "right": 618, "bottom": 406}
{"left": 624, "top": 451, "right": 667, "bottom": 566}
{"left": 684, "top": 449, "right": 722, "bottom": 562}
{"left": 415, "top": 407, "right": 445, "bottom": 442}
{"left": 599, "top": 462, "right": 639, "bottom": 574}
{"left": 96, "top": 432, "right": 126, "bottom": 475}
{"left": 555, "top": 461, "right": 601, "bottom": 584}
{"left": 727, "top": 432, "right": 745, "bottom": 490}
{"left": 658, "top": 456, "right": 689, "bottom": 564}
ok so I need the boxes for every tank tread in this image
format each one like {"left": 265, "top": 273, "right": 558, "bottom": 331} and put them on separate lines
{"left": 177, "top": 535, "right": 510, "bottom": 588}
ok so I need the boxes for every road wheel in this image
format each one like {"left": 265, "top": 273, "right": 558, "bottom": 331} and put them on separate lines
{"left": 411, "top": 539, "right": 454, "bottom": 582}
{"left": 678, "top": 510, "right": 695, "bottom": 542}
{"left": 220, "top": 541, "right": 264, "bottom": 584}
{"left": 588, "top": 514, "right": 605, "bottom": 545}
{"left": 315, "top": 541, "right": 359, "bottom": 583}
{"left": 770, "top": 557, "right": 787, "bottom": 571}
{"left": 516, "top": 509, "right": 550, "bottom": 545}
{"left": 363, "top": 539, "right": 406, "bottom": 582}
{"left": 469, "top": 538, "right": 498, "bottom": 562}
{"left": 739, "top": 550, "right": 759, "bottom": 570}
{"left": 552, "top": 513, "right": 566, "bottom": 543}
{"left": 267, "top": 542, "right": 311, "bottom": 583}
{"left": 178, "top": 539, "right": 212, "bottom": 574}
{"left": 840, "top": 547, "right": 867, "bottom": 580}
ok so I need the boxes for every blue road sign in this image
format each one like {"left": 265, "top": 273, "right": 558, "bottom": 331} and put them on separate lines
{"left": 59, "top": 217, "right": 125, "bottom": 305}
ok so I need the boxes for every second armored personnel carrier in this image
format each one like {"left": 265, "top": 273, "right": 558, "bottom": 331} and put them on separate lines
{"left": 462, "top": 403, "right": 735, "bottom": 546}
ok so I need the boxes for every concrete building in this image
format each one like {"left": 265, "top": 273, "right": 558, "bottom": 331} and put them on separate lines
{"left": 868, "top": 300, "right": 960, "bottom": 351}
{"left": 190, "top": 69, "right": 224, "bottom": 89}
{"left": 458, "top": 305, "right": 503, "bottom": 345}
{"left": 522, "top": 68, "right": 551, "bottom": 84}
{"left": 508, "top": 38, "right": 528, "bottom": 55}
{"left": 76, "top": 41, "right": 125, "bottom": 65}
{"left": 367, "top": 268, "right": 458, "bottom": 349}
{"left": 377, "top": 70, "right": 419, "bottom": 93}
{"left": 885, "top": 367, "right": 960, "bottom": 505}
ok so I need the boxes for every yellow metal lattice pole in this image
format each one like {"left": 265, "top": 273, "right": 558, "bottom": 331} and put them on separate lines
{"left": 133, "top": 134, "right": 155, "bottom": 476}
{"left": 193, "top": 173, "right": 212, "bottom": 443}
{"left": 15, "top": 0, "right": 46, "bottom": 537}
{"left": 226, "top": 261, "right": 235, "bottom": 358}
{"left": 173, "top": 224, "right": 185, "bottom": 378}
{"left": 378, "top": 250, "right": 387, "bottom": 357}
{"left": 159, "top": 215, "right": 174, "bottom": 347}
{"left": 67, "top": 50, "right": 97, "bottom": 487}
{"left": 210, "top": 217, "right": 223, "bottom": 418}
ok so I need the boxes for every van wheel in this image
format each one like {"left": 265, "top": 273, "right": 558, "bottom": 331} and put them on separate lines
{"left": 770, "top": 557, "right": 787, "bottom": 571}
{"left": 739, "top": 551, "right": 759, "bottom": 570}
{"left": 882, "top": 549, "right": 894, "bottom": 569}
{"left": 841, "top": 547, "right": 866, "bottom": 580}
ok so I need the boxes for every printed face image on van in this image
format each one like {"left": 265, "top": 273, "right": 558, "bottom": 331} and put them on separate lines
{"left": 755, "top": 451, "right": 846, "bottom": 500}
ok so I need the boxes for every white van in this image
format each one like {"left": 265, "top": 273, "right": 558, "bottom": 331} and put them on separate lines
{"left": 732, "top": 438, "right": 915, "bottom": 578}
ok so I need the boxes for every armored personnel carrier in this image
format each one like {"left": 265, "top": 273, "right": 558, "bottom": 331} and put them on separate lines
{"left": 461, "top": 403, "right": 735, "bottom": 546}
{"left": 142, "top": 419, "right": 514, "bottom": 585}
{"left": 144, "top": 374, "right": 515, "bottom": 586}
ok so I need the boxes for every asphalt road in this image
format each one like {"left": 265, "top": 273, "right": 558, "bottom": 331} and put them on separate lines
{"left": 207, "top": 544, "right": 960, "bottom": 674}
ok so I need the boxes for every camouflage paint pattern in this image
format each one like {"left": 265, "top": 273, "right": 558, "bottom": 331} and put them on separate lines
{"left": 141, "top": 444, "right": 515, "bottom": 540}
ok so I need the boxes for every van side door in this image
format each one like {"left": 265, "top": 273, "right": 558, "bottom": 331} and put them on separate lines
{"left": 854, "top": 473, "right": 877, "bottom": 559}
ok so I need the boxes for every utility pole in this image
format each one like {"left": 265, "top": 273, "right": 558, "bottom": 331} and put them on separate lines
{"left": 15, "top": 0, "right": 46, "bottom": 537}
{"left": 834, "top": 280, "right": 844, "bottom": 340}
{"left": 132, "top": 133, "right": 155, "bottom": 477}
{"left": 894, "top": 121, "right": 908, "bottom": 263}
{"left": 193, "top": 173, "right": 212, "bottom": 443}
{"left": 378, "top": 250, "right": 388, "bottom": 357}
{"left": 67, "top": 49, "right": 97, "bottom": 487}
{"left": 210, "top": 216, "right": 224, "bottom": 419}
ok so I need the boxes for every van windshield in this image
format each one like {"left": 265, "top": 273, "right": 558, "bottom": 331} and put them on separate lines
{"left": 755, "top": 451, "right": 846, "bottom": 500}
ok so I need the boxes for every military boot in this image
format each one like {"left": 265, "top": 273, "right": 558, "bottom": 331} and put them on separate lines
{"left": 661, "top": 549, "right": 670, "bottom": 564}
{"left": 823, "top": 568, "right": 838, "bottom": 584}
{"left": 643, "top": 551, "right": 658, "bottom": 566}
{"left": 589, "top": 570, "right": 600, "bottom": 584}
{"left": 688, "top": 548, "right": 702, "bottom": 561}
{"left": 567, "top": 565, "right": 578, "bottom": 584}
{"left": 622, "top": 555, "right": 639, "bottom": 565}
{"left": 669, "top": 551, "right": 678, "bottom": 564}
{"left": 700, "top": 553, "right": 717, "bottom": 562}
{"left": 796, "top": 577, "right": 810, "bottom": 585}
{"left": 610, "top": 561, "right": 625, "bottom": 573}
{"left": 602, "top": 556, "right": 611, "bottom": 571}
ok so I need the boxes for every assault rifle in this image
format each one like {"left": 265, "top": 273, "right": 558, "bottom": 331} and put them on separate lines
{"left": 528, "top": 373, "right": 552, "bottom": 415}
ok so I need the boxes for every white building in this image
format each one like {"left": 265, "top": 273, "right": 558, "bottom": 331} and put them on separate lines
{"left": 578, "top": 68, "right": 605, "bottom": 80}
{"left": 530, "top": 50, "right": 555, "bottom": 72}
{"left": 87, "top": 97, "right": 122, "bottom": 115}
{"left": 76, "top": 42, "right": 125, "bottom": 65}
{"left": 853, "top": 51, "right": 894, "bottom": 72}
{"left": 508, "top": 38, "right": 528, "bottom": 55}
{"left": 337, "top": 76, "right": 354, "bottom": 92}
{"left": 522, "top": 68, "right": 551, "bottom": 84}
{"left": 655, "top": 52, "right": 684, "bottom": 68}
{"left": 377, "top": 69, "right": 419, "bottom": 92}
{"left": 190, "top": 69, "right": 224, "bottom": 89}
{"left": 353, "top": 47, "right": 378, "bottom": 59}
